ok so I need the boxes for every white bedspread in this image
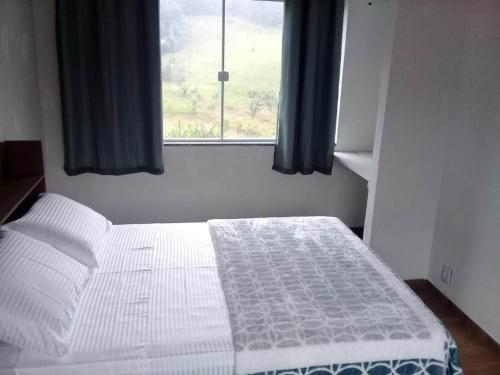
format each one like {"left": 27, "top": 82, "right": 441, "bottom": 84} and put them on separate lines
{"left": 1, "top": 224, "right": 234, "bottom": 375}
{"left": 208, "top": 217, "right": 451, "bottom": 375}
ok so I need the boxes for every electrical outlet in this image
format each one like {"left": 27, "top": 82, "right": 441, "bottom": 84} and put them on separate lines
{"left": 440, "top": 265, "right": 453, "bottom": 286}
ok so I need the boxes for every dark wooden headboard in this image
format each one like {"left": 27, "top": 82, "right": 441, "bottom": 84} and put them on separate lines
{"left": 0, "top": 141, "right": 45, "bottom": 224}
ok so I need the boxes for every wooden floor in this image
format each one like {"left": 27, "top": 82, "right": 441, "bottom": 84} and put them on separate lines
{"left": 409, "top": 281, "right": 500, "bottom": 375}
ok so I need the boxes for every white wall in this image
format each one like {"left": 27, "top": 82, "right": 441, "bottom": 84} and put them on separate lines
{"left": 335, "top": 0, "right": 397, "bottom": 152}
{"left": 364, "top": 0, "right": 500, "bottom": 342}
{"left": 32, "top": 0, "right": 368, "bottom": 225}
{"left": 0, "top": 0, "right": 42, "bottom": 141}
{"left": 428, "top": 0, "right": 500, "bottom": 343}
{"left": 365, "top": 0, "right": 467, "bottom": 279}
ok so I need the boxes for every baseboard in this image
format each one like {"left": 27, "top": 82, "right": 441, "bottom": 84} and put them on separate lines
{"left": 404, "top": 279, "right": 428, "bottom": 290}
{"left": 405, "top": 279, "right": 500, "bottom": 351}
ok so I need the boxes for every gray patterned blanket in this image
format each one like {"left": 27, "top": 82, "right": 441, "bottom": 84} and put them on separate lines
{"left": 208, "top": 217, "right": 462, "bottom": 375}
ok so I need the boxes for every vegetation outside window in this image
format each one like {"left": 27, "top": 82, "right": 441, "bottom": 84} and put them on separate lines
{"left": 160, "top": 0, "right": 284, "bottom": 142}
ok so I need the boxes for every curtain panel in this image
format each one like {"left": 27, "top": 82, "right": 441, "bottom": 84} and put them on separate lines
{"left": 273, "top": 0, "right": 345, "bottom": 175}
{"left": 56, "top": 0, "right": 164, "bottom": 175}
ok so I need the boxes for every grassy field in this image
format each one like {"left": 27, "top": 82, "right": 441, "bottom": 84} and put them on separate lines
{"left": 162, "top": 16, "right": 282, "bottom": 139}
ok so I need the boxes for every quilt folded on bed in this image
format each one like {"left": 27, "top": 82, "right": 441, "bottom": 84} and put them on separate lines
{"left": 208, "top": 217, "right": 462, "bottom": 375}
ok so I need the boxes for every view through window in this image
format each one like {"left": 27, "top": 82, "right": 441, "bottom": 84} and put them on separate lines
{"left": 160, "top": 0, "right": 284, "bottom": 141}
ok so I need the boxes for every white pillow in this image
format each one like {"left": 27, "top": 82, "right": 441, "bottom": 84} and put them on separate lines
{"left": 0, "top": 228, "right": 92, "bottom": 356}
{"left": 7, "top": 193, "right": 111, "bottom": 268}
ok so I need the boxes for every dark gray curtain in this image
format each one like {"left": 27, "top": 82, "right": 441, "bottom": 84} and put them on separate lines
{"left": 273, "top": 0, "right": 345, "bottom": 175}
{"left": 56, "top": 0, "right": 164, "bottom": 176}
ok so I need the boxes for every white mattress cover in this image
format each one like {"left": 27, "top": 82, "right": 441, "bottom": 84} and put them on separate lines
{"left": 0, "top": 223, "right": 234, "bottom": 375}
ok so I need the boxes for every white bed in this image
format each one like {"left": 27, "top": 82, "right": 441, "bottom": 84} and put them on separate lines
{"left": 0, "top": 218, "right": 461, "bottom": 375}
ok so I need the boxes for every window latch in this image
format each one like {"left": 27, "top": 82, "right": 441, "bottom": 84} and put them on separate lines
{"left": 218, "top": 71, "right": 229, "bottom": 82}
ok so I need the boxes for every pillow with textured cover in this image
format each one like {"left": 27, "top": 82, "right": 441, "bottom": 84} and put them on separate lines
{"left": 7, "top": 193, "right": 111, "bottom": 268}
{"left": 0, "top": 228, "right": 92, "bottom": 356}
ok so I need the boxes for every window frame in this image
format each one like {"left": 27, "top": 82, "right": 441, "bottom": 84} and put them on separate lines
{"left": 161, "top": 0, "right": 282, "bottom": 145}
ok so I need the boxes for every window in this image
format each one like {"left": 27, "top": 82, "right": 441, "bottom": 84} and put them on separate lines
{"left": 160, "top": 0, "right": 284, "bottom": 142}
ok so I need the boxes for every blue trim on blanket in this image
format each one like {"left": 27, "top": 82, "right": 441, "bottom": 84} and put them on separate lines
{"left": 250, "top": 335, "right": 462, "bottom": 375}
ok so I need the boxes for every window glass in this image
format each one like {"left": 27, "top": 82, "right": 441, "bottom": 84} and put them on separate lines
{"left": 224, "top": 0, "right": 283, "bottom": 140}
{"left": 160, "top": 0, "right": 222, "bottom": 140}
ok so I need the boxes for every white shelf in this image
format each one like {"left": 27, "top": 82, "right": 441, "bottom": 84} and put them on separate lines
{"left": 335, "top": 152, "right": 373, "bottom": 181}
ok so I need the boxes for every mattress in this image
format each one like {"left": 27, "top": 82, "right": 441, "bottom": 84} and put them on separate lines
{"left": 0, "top": 219, "right": 462, "bottom": 375}
{"left": 0, "top": 223, "right": 234, "bottom": 375}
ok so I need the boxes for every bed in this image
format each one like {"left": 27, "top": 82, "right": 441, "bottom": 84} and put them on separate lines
{"left": 0, "top": 215, "right": 462, "bottom": 375}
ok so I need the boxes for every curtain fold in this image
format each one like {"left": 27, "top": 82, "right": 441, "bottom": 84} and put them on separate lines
{"left": 56, "top": 0, "right": 164, "bottom": 176}
{"left": 273, "top": 0, "right": 345, "bottom": 175}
